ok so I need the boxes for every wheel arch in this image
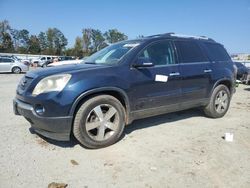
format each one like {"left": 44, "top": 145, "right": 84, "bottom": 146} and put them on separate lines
{"left": 69, "top": 87, "right": 131, "bottom": 124}
{"left": 11, "top": 66, "right": 22, "bottom": 73}
{"left": 211, "top": 78, "right": 233, "bottom": 97}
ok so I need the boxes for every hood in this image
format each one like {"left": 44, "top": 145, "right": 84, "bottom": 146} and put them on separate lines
{"left": 26, "top": 63, "right": 105, "bottom": 79}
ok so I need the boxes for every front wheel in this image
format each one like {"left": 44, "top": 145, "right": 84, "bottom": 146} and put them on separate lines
{"left": 73, "top": 95, "right": 126, "bottom": 149}
{"left": 203, "top": 84, "right": 231, "bottom": 118}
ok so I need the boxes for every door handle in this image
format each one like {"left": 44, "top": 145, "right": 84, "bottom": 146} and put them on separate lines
{"left": 169, "top": 72, "right": 180, "bottom": 76}
{"left": 204, "top": 69, "right": 212, "bottom": 73}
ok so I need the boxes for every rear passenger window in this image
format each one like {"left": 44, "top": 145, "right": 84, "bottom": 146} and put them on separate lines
{"left": 203, "top": 43, "right": 230, "bottom": 61}
{"left": 139, "top": 40, "right": 176, "bottom": 66}
{"left": 175, "top": 41, "right": 207, "bottom": 63}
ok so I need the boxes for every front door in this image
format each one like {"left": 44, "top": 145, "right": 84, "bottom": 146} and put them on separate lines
{"left": 129, "top": 40, "right": 182, "bottom": 112}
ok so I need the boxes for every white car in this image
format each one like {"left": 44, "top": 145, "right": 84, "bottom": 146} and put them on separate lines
{"left": 0, "top": 57, "right": 29, "bottom": 73}
{"left": 31, "top": 56, "right": 53, "bottom": 67}
{"left": 48, "top": 59, "right": 84, "bottom": 67}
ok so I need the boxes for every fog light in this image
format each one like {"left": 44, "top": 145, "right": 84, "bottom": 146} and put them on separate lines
{"left": 35, "top": 105, "right": 45, "bottom": 115}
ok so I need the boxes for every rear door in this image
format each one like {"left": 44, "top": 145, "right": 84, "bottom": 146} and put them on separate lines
{"left": 174, "top": 40, "right": 213, "bottom": 103}
{"left": 129, "top": 40, "right": 182, "bottom": 111}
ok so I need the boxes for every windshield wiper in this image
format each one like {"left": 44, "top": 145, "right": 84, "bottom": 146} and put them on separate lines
{"left": 84, "top": 62, "right": 96, "bottom": 64}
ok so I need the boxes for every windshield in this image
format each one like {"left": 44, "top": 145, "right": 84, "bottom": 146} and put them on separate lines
{"left": 85, "top": 41, "right": 140, "bottom": 65}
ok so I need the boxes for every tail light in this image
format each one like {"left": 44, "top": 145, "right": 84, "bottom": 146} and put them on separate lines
{"left": 233, "top": 63, "right": 237, "bottom": 80}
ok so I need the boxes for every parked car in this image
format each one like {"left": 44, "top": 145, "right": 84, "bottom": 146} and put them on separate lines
{"left": 234, "top": 62, "right": 249, "bottom": 80}
{"left": 32, "top": 56, "right": 53, "bottom": 67}
{"left": 40, "top": 59, "right": 55, "bottom": 68}
{"left": 0, "top": 57, "right": 29, "bottom": 73}
{"left": 0, "top": 55, "right": 31, "bottom": 66}
{"left": 13, "top": 33, "right": 236, "bottom": 148}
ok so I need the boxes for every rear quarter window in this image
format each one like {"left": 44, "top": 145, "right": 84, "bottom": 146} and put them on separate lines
{"left": 203, "top": 43, "right": 231, "bottom": 62}
{"left": 174, "top": 40, "right": 208, "bottom": 63}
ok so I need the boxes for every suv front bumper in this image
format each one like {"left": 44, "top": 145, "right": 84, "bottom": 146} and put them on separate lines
{"left": 13, "top": 98, "right": 72, "bottom": 141}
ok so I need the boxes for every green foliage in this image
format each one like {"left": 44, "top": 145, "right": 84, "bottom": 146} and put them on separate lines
{"left": 38, "top": 32, "right": 47, "bottom": 52}
{"left": 80, "top": 28, "right": 127, "bottom": 56}
{"left": 0, "top": 20, "right": 11, "bottom": 33}
{"left": 248, "top": 55, "right": 250, "bottom": 60}
{"left": 64, "top": 48, "right": 74, "bottom": 56}
{"left": 73, "top": 36, "right": 83, "bottom": 57}
{"left": 82, "top": 28, "right": 108, "bottom": 56}
{"left": 82, "top": 28, "right": 92, "bottom": 53}
{"left": 104, "top": 29, "right": 128, "bottom": 43}
{"left": 0, "top": 20, "right": 14, "bottom": 52}
{"left": 91, "top": 29, "right": 105, "bottom": 51}
{"left": 40, "top": 28, "right": 68, "bottom": 55}
{"left": 28, "top": 35, "right": 41, "bottom": 54}
{"left": 0, "top": 20, "right": 130, "bottom": 56}
{"left": 0, "top": 32, "right": 14, "bottom": 52}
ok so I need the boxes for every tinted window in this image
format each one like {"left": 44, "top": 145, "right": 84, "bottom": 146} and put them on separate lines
{"left": 139, "top": 41, "right": 175, "bottom": 66}
{"left": 47, "top": 57, "right": 51, "bottom": 60}
{"left": 203, "top": 43, "right": 230, "bottom": 61}
{"left": 1, "top": 58, "right": 13, "bottom": 63}
{"left": 175, "top": 41, "right": 207, "bottom": 63}
{"left": 41, "top": 57, "right": 45, "bottom": 60}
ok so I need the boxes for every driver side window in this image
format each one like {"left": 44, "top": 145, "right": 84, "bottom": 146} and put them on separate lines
{"left": 139, "top": 41, "right": 175, "bottom": 66}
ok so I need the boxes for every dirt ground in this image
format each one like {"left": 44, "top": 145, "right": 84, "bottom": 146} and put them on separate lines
{"left": 0, "top": 73, "right": 249, "bottom": 188}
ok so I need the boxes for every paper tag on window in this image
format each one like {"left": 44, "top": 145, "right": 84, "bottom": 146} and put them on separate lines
{"left": 155, "top": 75, "right": 168, "bottom": 82}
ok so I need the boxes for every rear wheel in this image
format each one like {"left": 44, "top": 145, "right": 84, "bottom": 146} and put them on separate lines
{"left": 203, "top": 84, "right": 231, "bottom": 118}
{"left": 12, "top": 67, "right": 21, "bottom": 74}
{"left": 73, "top": 95, "right": 126, "bottom": 148}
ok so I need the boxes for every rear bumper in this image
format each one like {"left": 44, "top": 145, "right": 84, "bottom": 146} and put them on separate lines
{"left": 241, "top": 73, "right": 250, "bottom": 84}
{"left": 13, "top": 98, "right": 72, "bottom": 141}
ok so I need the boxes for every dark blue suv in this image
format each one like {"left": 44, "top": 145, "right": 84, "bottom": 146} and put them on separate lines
{"left": 13, "top": 33, "right": 236, "bottom": 148}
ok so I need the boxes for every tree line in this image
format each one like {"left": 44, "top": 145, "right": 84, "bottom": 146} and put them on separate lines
{"left": 0, "top": 20, "right": 128, "bottom": 57}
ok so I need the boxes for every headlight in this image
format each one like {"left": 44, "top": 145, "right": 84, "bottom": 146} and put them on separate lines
{"left": 32, "top": 74, "right": 71, "bottom": 96}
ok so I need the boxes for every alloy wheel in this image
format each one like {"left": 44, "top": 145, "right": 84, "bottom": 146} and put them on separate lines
{"left": 85, "top": 104, "right": 119, "bottom": 141}
{"left": 215, "top": 90, "right": 229, "bottom": 113}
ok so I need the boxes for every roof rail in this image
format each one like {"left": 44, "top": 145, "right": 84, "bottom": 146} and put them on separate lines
{"left": 146, "top": 32, "right": 172, "bottom": 38}
{"left": 146, "top": 33, "right": 214, "bottom": 41}
{"left": 169, "top": 33, "right": 210, "bottom": 40}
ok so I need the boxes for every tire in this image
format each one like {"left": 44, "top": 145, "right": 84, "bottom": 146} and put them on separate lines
{"left": 12, "top": 67, "right": 21, "bottom": 74}
{"left": 73, "top": 95, "right": 126, "bottom": 149}
{"left": 203, "top": 84, "right": 231, "bottom": 118}
{"left": 42, "top": 64, "right": 46, "bottom": 68}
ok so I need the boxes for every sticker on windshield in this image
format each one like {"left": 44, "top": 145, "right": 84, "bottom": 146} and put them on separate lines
{"left": 123, "top": 43, "right": 140, "bottom": 48}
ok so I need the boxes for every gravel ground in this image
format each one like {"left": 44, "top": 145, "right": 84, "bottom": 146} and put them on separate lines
{"left": 0, "top": 73, "right": 249, "bottom": 188}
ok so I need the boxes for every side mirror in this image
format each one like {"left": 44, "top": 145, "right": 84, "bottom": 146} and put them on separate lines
{"left": 133, "top": 57, "right": 154, "bottom": 68}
